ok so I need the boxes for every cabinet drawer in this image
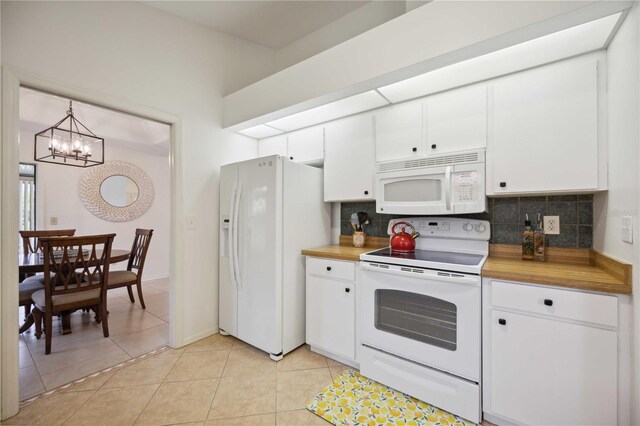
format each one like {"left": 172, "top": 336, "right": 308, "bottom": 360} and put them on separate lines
{"left": 491, "top": 281, "right": 617, "bottom": 327}
{"left": 307, "top": 257, "right": 356, "bottom": 281}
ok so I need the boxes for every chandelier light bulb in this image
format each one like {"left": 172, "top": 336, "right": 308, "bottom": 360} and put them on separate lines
{"left": 35, "top": 100, "right": 103, "bottom": 167}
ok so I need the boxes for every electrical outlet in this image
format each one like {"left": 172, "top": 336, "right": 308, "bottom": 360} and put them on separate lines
{"left": 543, "top": 216, "right": 560, "bottom": 235}
{"left": 50, "top": 217, "right": 58, "bottom": 226}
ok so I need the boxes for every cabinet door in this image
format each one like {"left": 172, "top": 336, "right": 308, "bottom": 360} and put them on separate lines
{"left": 489, "top": 310, "right": 616, "bottom": 425}
{"left": 490, "top": 56, "right": 599, "bottom": 194}
{"left": 375, "top": 99, "right": 424, "bottom": 162}
{"left": 287, "top": 126, "right": 324, "bottom": 164}
{"left": 425, "top": 84, "right": 486, "bottom": 155}
{"left": 324, "top": 114, "right": 375, "bottom": 202}
{"left": 258, "top": 135, "right": 288, "bottom": 157}
{"left": 306, "top": 274, "right": 355, "bottom": 360}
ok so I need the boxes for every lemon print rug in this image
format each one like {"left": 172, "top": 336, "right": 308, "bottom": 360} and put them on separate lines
{"left": 307, "top": 369, "right": 474, "bottom": 426}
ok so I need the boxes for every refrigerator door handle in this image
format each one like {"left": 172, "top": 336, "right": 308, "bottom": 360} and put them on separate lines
{"left": 228, "top": 183, "right": 237, "bottom": 286}
{"left": 233, "top": 181, "right": 243, "bottom": 288}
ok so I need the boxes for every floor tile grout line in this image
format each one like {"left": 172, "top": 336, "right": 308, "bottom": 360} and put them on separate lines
{"left": 131, "top": 349, "right": 183, "bottom": 425}
{"left": 206, "top": 346, "right": 233, "bottom": 420}
{"left": 61, "top": 388, "right": 100, "bottom": 424}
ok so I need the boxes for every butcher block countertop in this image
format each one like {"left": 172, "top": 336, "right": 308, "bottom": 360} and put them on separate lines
{"left": 301, "top": 236, "right": 389, "bottom": 262}
{"left": 483, "top": 244, "right": 632, "bottom": 295}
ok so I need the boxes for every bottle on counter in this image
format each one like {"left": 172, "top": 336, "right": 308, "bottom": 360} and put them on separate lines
{"left": 522, "top": 214, "right": 534, "bottom": 260}
{"left": 534, "top": 213, "right": 545, "bottom": 261}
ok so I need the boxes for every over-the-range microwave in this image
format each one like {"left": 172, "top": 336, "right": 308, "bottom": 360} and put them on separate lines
{"left": 375, "top": 150, "right": 486, "bottom": 215}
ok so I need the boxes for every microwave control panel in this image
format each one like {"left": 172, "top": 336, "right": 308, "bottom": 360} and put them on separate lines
{"left": 453, "top": 171, "right": 478, "bottom": 202}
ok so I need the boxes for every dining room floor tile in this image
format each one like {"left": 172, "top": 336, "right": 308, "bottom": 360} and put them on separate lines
{"left": 17, "top": 278, "right": 170, "bottom": 401}
{"left": 7, "top": 335, "right": 351, "bottom": 426}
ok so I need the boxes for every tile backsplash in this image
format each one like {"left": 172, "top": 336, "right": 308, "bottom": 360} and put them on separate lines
{"left": 340, "top": 194, "right": 593, "bottom": 248}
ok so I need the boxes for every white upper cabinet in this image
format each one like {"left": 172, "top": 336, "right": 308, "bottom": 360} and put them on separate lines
{"left": 287, "top": 126, "right": 324, "bottom": 164}
{"left": 324, "top": 114, "right": 375, "bottom": 202}
{"left": 258, "top": 134, "right": 288, "bottom": 157}
{"left": 258, "top": 126, "right": 324, "bottom": 165}
{"left": 425, "top": 84, "right": 487, "bottom": 155}
{"left": 488, "top": 54, "right": 603, "bottom": 195}
{"left": 375, "top": 99, "right": 424, "bottom": 162}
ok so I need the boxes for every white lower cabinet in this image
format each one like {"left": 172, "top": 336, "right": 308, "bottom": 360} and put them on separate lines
{"left": 483, "top": 279, "right": 618, "bottom": 425}
{"left": 306, "top": 257, "right": 358, "bottom": 365}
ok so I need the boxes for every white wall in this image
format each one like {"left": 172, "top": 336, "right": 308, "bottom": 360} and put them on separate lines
{"left": 2, "top": 1, "right": 264, "bottom": 345}
{"left": 19, "top": 127, "right": 171, "bottom": 280}
{"left": 273, "top": 1, "right": 405, "bottom": 72}
{"left": 593, "top": 4, "right": 640, "bottom": 424}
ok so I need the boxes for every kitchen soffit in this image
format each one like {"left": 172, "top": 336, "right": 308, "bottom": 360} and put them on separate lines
{"left": 235, "top": 11, "right": 624, "bottom": 139}
{"left": 238, "top": 90, "right": 389, "bottom": 138}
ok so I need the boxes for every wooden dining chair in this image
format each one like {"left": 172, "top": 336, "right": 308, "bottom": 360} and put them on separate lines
{"left": 19, "top": 229, "right": 76, "bottom": 325}
{"left": 31, "top": 234, "right": 115, "bottom": 354}
{"left": 20, "top": 229, "right": 76, "bottom": 256}
{"left": 108, "top": 229, "right": 153, "bottom": 309}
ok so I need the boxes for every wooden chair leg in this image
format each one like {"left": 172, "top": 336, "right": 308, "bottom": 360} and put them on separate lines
{"left": 32, "top": 308, "right": 43, "bottom": 340}
{"left": 92, "top": 304, "right": 102, "bottom": 324}
{"left": 100, "top": 301, "right": 109, "bottom": 338}
{"left": 45, "top": 311, "right": 53, "bottom": 355}
{"left": 126, "top": 285, "right": 135, "bottom": 304}
{"left": 24, "top": 304, "right": 32, "bottom": 318}
{"left": 136, "top": 283, "right": 146, "bottom": 309}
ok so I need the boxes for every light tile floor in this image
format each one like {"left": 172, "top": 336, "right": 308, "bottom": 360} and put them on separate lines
{"left": 18, "top": 278, "right": 170, "bottom": 401}
{"left": 5, "top": 334, "right": 349, "bottom": 425}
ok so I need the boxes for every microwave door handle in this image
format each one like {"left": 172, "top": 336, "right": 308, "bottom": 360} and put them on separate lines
{"left": 445, "top": 166, "right": 452, "bottom": 211}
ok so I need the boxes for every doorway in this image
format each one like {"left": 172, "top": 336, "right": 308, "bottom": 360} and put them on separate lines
{"left": 1, "top": 68, "right": 184, "bottom": 419}
{"left": 17, "top": 87, "right": 172, "bottom": 401}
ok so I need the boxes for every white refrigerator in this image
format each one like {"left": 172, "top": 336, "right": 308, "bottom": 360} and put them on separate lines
{"left": 219, "top": 155, "right": 331, "bottom": 360}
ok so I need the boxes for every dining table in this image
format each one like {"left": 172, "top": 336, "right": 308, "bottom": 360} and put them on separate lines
{"left": 18, "top": 249, "right": 131, "bottom": 334}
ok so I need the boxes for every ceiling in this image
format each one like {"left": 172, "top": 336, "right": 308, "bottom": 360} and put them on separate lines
{"left": 143, "top": 0, "right": 370, "bottom": 49}
{"left": 19, "top": 88, "right": 171, "bottom": 155}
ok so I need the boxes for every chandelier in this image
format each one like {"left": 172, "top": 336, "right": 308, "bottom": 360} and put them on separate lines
{"left": 34, "top": 101, "right": 104, "bottom": 167}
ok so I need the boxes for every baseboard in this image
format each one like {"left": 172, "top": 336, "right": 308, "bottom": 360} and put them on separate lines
{"left": 483, "top": 412, "right": 518, "bottom": 426}
{"left": 181, "top": 328, "right": 219, "bottom": 347}
{"left": 142, "top": 275, "right": 170, "bottom": 283}
{"left": 309, "top": 345, "right": 359, "bottom": 369}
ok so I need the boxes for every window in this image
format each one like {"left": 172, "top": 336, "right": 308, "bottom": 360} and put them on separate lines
{"left": 19, "top": 163, "right": 36, "bottom": 249}
{"left": 375, "top": 289, "right": 457, "bottom": 351}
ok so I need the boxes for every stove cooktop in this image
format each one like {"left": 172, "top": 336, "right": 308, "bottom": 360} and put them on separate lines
{"left": 365, "top": 247, "right": 484, "bottom": 266}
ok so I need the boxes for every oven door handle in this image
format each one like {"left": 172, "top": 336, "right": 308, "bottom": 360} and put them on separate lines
{"left": 361, "top": 262, "right": 480, "bottom": 286}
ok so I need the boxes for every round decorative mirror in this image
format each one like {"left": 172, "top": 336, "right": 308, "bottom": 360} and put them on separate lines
{"left": 80, "top": 161, "right": 154, "bottom": 222}
{"left": 100, "top": 175, "right": 140, "bottom": 207}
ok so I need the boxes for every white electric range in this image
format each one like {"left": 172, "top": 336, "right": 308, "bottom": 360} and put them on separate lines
{"left": 359, "top": 217, "right": 490, "bottom": 424}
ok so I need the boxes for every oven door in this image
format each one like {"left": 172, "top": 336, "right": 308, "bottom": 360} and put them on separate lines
{"left": 375, "top": 166, "right": 453, "bottom": 215}
{"left": 360, "top": 262, "right": 480, "bottom": 382}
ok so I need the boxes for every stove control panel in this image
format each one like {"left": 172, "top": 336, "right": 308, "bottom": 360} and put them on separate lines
{"left": 387, "top": 217, "right": 491, "bottom": 241}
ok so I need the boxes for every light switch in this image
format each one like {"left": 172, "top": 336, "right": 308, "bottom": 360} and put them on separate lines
{"left": 621, "top": 216, "right": 633, "bottom": 243}
{"left": 186, "top": 216, "right": 196, "bottom": 230}
{"left": 50, "top": 217, "right": 58, "bottom": 226}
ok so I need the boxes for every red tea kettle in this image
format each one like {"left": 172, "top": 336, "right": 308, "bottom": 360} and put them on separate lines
{"left": 390, "top": 221, "right": 420, "bottom": 253}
